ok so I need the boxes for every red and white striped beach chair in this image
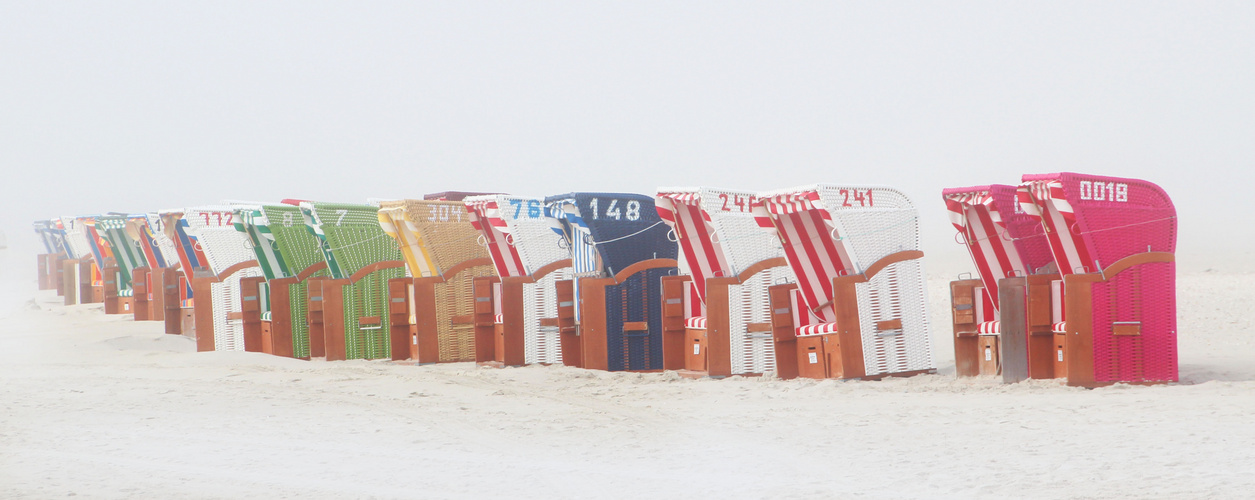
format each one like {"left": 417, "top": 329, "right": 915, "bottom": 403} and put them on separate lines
{"left": 655, "top": 187, "right": 792, "bottom": 377}
{"left": 942, "top": 185, "right": 1056, "bottom": 380}
{"left": 465, "top": 195, "right": 574, "bottom": 366}
{"left": 1015, "top": 173, "right": 1176, "bottom": 386}
{"left": 756, "top": 185, "right": 935, "bottom": 380}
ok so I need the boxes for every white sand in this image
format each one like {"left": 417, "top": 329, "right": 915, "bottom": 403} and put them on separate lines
{"left": 2, "top": 273, "right": 1253, "bottom": 499}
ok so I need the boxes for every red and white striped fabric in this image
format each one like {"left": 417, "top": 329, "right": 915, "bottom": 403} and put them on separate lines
{"left": 944, "top": 189, "right": 1026, "bottom": 314}
{"left": 1017, "top": 179, "right": 1094, "bottom": 275}
{"left": 977, "top": 321, "right": 1000, "bottom": 334}
{"left": 1052, "top": 322, "right": 1067, "bottom": 333}
{"left": 466, "top": 198, "right": 526, "bottom": 277}
{"left": 495, "top": 314, "right": 503, "bottom": 324}
{"left": 685, "top": 317, "right": 707, "bottom": 329}
{"left": 655, "top": 191, "right": 730, "bottom": 302}
{"left": 785, "top": 288, "right": 836, "bottom": 337}
{"left": 753, "top": 188, "right": 854, "bottom": 324}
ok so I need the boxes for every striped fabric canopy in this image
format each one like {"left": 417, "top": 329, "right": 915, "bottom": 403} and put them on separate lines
{"left": 125, "top": 215, "right": 169, "bottom": 269}
{"left": 160, "top": 211, "right": 210, "bottom": 277}
{"left": 655, "top": 190, "right": 729, "bottom": 301}
{"left": 299, "top": 202, "right": 346, "bottom": 280}
{"left": 377, "top": 203, "right": 438, "bottom": 278}
{"left": 234, "top": 207, "right": 292, "bottom": 280}
{"left": 1017, "top": 179, "right": 1093, "bottom": 275}
{"left": 545, "top": 198, "right": 599, "bottom": 276}
{"left": 943, "top": 187, "right": 1027, "bottom": 312}
{"left": 465, "top": 197, "right": 527, "bottom": 277}
{"left": 80, "top": 217, "right": 113, "bottom": 276}
{"left": 96, "top": 215, "right": 147, "bottom": 289}
{"left": 753, "top": 187, "right": 860, "bottom": 324}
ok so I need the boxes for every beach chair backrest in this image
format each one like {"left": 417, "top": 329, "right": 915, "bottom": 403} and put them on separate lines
{"left": 234, "top": 205, "right": 292, "bottom": 280}
{"left": 1018, "top": 173, "right": 1176, "bottom": 274}
{"left": 96, "top": 215, "right": 147, "bottom": 288}
{"left": 400, "top": 199, "right": 488, "bottom": 274}
{"left": 466, "top": 195, "right": 570, "bottom": 277}
{"left": 943, "top": 184, "right": 1054, "bottom": 311}
{"left": 756, "top": 185, "right": 917, "bottom": 323}
{"left": 300, "top": 202, "right": 401, "bottom": 277}
{"left": 259, "top": 203, "right": 329, "bottom": 278}
{"left": 544, "top": 192, "right": 676, "bottom": 276}
{"left": 59, "top": 217, "right": 93, "bottom": 261}
{"left": 656, "top": 187, "right": 786, "bottom": 300}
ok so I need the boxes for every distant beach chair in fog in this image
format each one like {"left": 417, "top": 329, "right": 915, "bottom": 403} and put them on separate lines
{"left": 123, "top": 213, "right": 180, "bottom": 323}
{"left": 545, "top": 192, "right": 678, "bottom": 372}
{"left": 57, "top": 217, "right": 102, "bottom": 305}
{"left": 754, "top": 184, "right": 935, "bottom": 380}
{"left": 655, "top": 187, "right": 792, "bottom": 378}
{"left": 234, "top": 201, "right": 332, "bottom": 359}
{"left": 33, "top": 220, "right": 65, "bottom": 291}
{"left": 162, "top": 207, "right": 262, "bottom": 352}
{"left": 77, "top": 216, "right": 113, "bottom": 306}
{"left": 299, "top": 202, "right": 406, "bottom": 361}
{"left": 464, "top": 194, "right": 574, "bottom": 367}
{"left": 377, "top": 198, "right": 494, "bottom": 364}
{"left": 95, "top": 214, "right": 151, "bottom": 315}
{"left": 942, "top": 185, "right": 1056, "bottom": 381}
{"left": 1014, "top": 173, "right": 1177, "bottom": 387}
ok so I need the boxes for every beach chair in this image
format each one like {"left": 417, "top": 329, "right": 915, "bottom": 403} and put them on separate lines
{"left": 465, "top": 195, "right": 574, "bottom": 366}
{"left": 655, "top": 188, "right": 792, "bottom": 378}
{"left": 755, "top": 185, "right": 934, "bottom": 380}
{"left": 122, "top": 213, "right": 180, "bottom": 322}
{"left": 943, "top": 185, "right": 1057, "bottom": 381}
{"left": 234, "top": 202, "right": 331, "bottom": 358}
{"left": 57, "top": 217, "right": 101, "bottom": 305}
{"left": 545, "top": 193, "right": 678, "bottom": 372}
{"left": 96, "top": 214, "right": 150, "bottom": 315}
{"left": 77, "top": 216, "right": 113, "bottom": 306}
{"left": 162, "top": 207, "right": 263, "bottom": 351}
{"left": 377, "top": 199, "right": 495, "bottom": 363}
{"left": 33, "top": 220, "right": 65, "bottom": 291}
{"left": 299, "top": 202, "right": 406, "bottom": 361}
{"left": 1014, "top": 173, "right": 1177, "bottom": 387}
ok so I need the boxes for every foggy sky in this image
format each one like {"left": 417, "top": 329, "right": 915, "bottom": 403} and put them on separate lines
{"left": 2, "top": 1, "right": 1253, "bottom": 281}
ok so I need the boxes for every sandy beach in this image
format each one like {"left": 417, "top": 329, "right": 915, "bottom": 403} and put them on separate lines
{"left": 1, "top": 272, "right": 1251, "bottom": 499}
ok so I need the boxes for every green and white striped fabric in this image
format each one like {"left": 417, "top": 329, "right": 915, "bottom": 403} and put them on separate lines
{"left": 234, "top": 207, "right": 292, "bottom": 280}
{"left": 300, "top": 203, "right": 346, "bottom": 280}
{"left": 95, "top": 214, "right": 147, "bottom": 291}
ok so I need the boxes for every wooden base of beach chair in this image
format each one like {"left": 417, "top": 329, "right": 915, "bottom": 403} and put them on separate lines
{"left": 37, "top": 254, "right": 59, "bottom": 290}
{"left": 576, "top": 259, "right": 677, "bottom": 372}
{"left": 949, "top": 279, "right": 983, "bottom": 377}
{"left": 132, "top": 267, "right": 151, "bottom": 321}
{"left": 556, "top": 279, "right": 581, "bottom": 368}
{"left": 307, "top": 277, "right": 328, "bottom": 358}
{"left": 240, "top": 276, "right": 266, "bottom": 353}
{"left": 61, "top": 259, "right": 80, "bottom": 305}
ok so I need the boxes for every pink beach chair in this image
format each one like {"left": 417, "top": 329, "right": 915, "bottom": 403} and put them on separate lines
{"left": 1014, "top": 173, "right": 1177, "bottom": 386}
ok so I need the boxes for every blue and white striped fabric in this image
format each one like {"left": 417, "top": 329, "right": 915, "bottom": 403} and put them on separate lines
{"left": 545, "top": 198, "right": 599, "bottom": 275}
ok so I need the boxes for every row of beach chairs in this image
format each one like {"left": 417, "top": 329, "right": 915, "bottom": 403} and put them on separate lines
{"left": 32, "top": 173, "right": 1177, "bottom": 387}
